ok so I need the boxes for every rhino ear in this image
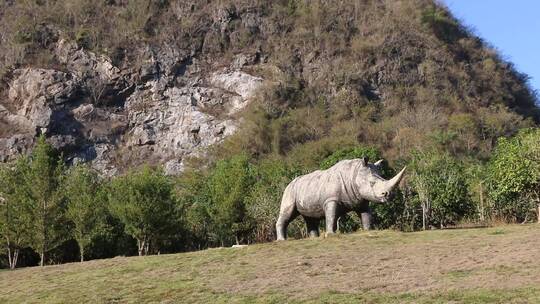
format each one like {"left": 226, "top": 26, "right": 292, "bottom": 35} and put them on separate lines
{"left": 374, "top": 159, "right": 384, "bottom": 167}
{"left": 361, "top": 157, "right": 369, "bottom": 166}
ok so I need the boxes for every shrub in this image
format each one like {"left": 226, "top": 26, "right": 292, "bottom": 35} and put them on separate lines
{"left": 421, "top": 6, "right": 464, "bottom": 43}
{"left": 107, "top": 166, "right": 179, "bottom": 256}
{"left": 487, "top": 128, "right": 540, "bottom": 222}
{"left": 408, "top": 151, "right": 474, "bottom": 229}
{"left": 205, "top": 154, "right": 255, "bottom": 246}
{"left": 75, "top": 28, "right": 92, "bottom": 50}
{"left": 320, "top": 146, "right": 382, "bottom": 170}
{"left": 245, "top": 157, "right": 302, "bottom": 242}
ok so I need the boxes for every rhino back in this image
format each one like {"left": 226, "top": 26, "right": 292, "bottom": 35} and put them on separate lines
{"left": 291, "top": 160, "right": 362, "bottom": 217}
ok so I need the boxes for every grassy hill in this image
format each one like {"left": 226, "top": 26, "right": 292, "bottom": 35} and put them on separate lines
{"left": 1, "top": 224, "right": 539, "bottom": 304}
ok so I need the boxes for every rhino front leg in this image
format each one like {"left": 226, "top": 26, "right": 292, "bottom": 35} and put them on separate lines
{"left": 324, "top": 201, "right": 338, "bottom": 237}
{"left": 359, "top": 209, "right": 373, "bottom": 230}
{"left": 304, "top": 217, "right": 320, "bottom": 238}
{"left": 356, "top": 201, "right": 372, "bottom": 230}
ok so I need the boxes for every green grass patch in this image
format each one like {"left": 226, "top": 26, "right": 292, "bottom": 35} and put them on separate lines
{"left": 489, "top": 229, "right": 507, "bottom": 235}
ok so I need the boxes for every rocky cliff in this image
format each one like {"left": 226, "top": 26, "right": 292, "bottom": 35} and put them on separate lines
{"left": 1, "top": 36, "right": 263, "bottom": 175}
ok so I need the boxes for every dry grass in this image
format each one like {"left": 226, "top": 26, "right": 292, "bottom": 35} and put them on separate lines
{"left": 1, "top": 224, "right": 539, "bottom": 303}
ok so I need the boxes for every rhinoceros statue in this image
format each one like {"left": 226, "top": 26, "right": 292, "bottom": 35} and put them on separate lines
{"left": 276, "top": 158, "right": 406, "bottom": 240}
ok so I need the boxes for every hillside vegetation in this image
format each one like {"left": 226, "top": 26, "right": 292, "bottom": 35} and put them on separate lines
{"left": 0, "top": 0, "right": 538, "bottom": 164}
{"left": 1, "top": 225, "right": 539, "bottom": 303}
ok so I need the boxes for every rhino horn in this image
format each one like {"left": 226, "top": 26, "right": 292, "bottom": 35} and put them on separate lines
{"left": 383, "top": 166, "right": 406, "bottom": 192}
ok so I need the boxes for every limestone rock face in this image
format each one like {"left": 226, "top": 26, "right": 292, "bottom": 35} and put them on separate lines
{"left": 123, "top": 69, "right": 262, "bottom": 175}
{"left": 0, "top": 134, "right": 34, "bottom": 162}
{"left": 56, "top": 39, "right": 119, "bottom": 80}
{"left": 0, "top": 38, "right": 264, "bottom": 175}
{"left": 8, "top": 68, "right": 80, "bottom": 131}
{"left": 209, "top": 71, "right": 263, "bottom": 114}
{"left": 55, "top": 39, "right": 132, "bottom": 105}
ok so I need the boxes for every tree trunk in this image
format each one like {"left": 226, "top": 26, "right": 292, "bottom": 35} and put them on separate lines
{"left": 144, "top": 240, "right": 150, "bottom": 255}
{"left": 11, "top": 249, "right": 19, "bottom": 269}
{"left": 137, "top": 239, "right": 144, "bottom": 256}
{"left": 40, "top": 251, "right": 45, "bottom": 267}
{"left": 7, "top": 248, "right": 20, "bottom": 270}
{"left": 40, "top": 201, "right": 47, "bottom": 267}
{"left": 80, "top": 245, "right": 85, "bottom": 262}
{"left": 422, "top": 203, "right": 426, "bottom": 231}
{"left": 6, "top": 237, "right": 20, "bottom": 269}
{"left": 138, "top": 239, "right": 148, "bottom": 256}
{"left": 479, "top": 182, "right": 485, "bottom": 221}
{"left": 7, "top": 245, "right": 12, "bottom": 269}
{"left": 534, "top": 187, "right": 540, "bottom": 224}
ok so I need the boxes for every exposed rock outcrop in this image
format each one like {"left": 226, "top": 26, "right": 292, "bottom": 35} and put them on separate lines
{"left": 209, "top": 71, "right": 263, "bottom": 114}
{"left": 55, "top": 39, "right": 133, "bottom": 105}
{"left": 8, "top": 68, "right": 80, "bottom": 132}
{"left": 0, "top": 38, "right": 263, "bottom": 175}
{"left": 123, "top": 69, "right": 262, "bottom": 175}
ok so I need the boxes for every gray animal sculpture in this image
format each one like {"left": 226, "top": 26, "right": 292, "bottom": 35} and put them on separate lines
{"left": 276, "top": 158, "right": 406, "bottom": 240}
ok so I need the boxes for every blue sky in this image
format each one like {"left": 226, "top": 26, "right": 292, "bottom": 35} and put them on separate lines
{"left": 443, "top": 0, "right": 540, "bottom": 94}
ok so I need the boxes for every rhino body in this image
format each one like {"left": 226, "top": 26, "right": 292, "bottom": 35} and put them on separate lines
{"left": 276, "top": 158, "right": 405, "bottom": 240}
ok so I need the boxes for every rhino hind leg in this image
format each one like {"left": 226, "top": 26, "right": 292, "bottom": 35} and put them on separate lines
{"left": 304, "top": 217, "right": 320, "bottom": 238}
{"left": 324, "top": 201, "right": 338, "bottom": 237}
{"left": 276, "top": 203, "right": 298, "bottom": 241}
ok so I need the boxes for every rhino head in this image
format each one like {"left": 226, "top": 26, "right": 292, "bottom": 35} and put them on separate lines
{"left": 356, "top": 157, "right": 406, "bottom": 203}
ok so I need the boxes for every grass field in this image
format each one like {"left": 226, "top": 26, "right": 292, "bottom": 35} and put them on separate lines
{"left": 1, "top": 224, "right": 539, "bottom": 303}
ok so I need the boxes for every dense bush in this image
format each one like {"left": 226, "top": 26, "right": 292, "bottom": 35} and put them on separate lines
{"left": 107, "top": 166, "right": 180, "bottom": 256}
{"left": 408, "top": 151, "right": 474, "bottom": 229}
{"left": 245, "top": 157, "right": 304, "bottom": 242}
{"left": 205, "top": 154, "right": 255, "bottom": 246}
{"left": 487, "top": 128, "right": 540, "bottom": 222}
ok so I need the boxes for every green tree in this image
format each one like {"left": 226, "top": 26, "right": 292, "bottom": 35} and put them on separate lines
{"left": 63, "top": 165, "right": 107, "bottom": 262}
{"left": 176, "top": 169, "right": 212, "bottom": 250}
{"left": 465, "top": 161, "right": 489, "bottom": 222}
{"left": 0, "top": 159, "right": 32, "bottom": 269}
{"left": 409, "top": 151, "right": 473, "bottom": 229}
{"left": 108, "top": 166, "right": 179, "bottom": 256}
{"left": 22, "top": 135, "right": 66, "bottom": 266}
{"left": 206, "top": 154, "right": 255, "bottom": 246}
{"left": 487, "top": 128, "right": 540, "bottom": 222}
{"left": 245, "top": 157, "right": 301, "bottom": 242}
